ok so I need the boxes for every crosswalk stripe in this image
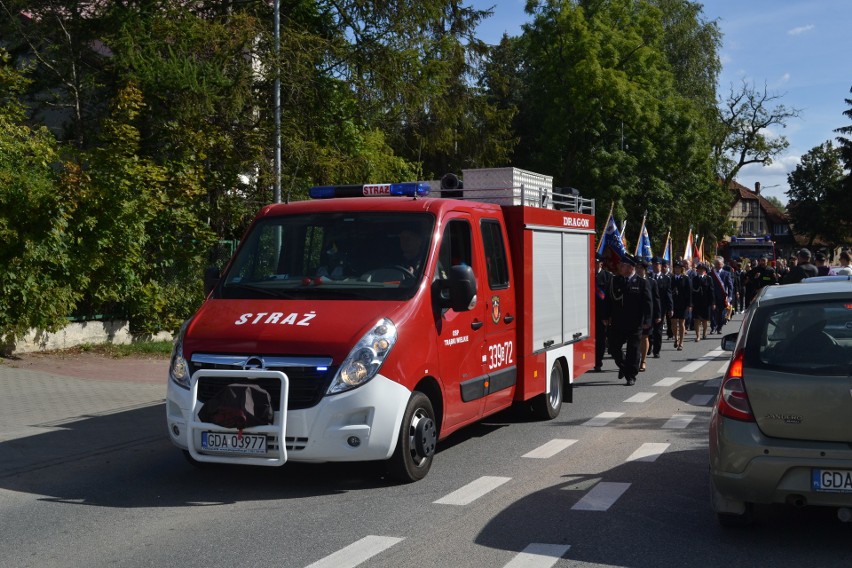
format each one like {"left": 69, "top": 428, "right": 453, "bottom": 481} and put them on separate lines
{"left": 654, "top": 376, "right": 682, "bottom": 387}
{"left": 704, "top": 378, "right": 721, "bottom": 389}
{"left": 304, "top": 536, "right": 404, "bottom": 568}
{"left": 688, "top": 394, "right": 715, "bottom": 406}
{"left": 523, "top": 439, "right": 577, "bottom": 459}
{"left": 433, "top": 476, "right": 511, "bottom": 505}
{"left": 677, "top": 348, "right": 725, "bottom": 373}
{"left": 717, "top": 361, "right": 730, "bottom": 374}
{"left": 626, "top": 442, "right": 670, "bottom": 462}
{"left": 624, "top": 392, "right": 656, "bottom": 403}
{"left": 571, "top": 482, "right": 631, "bottom": 511}
{"left": 582, "top": 412, "right": 623, "bottom": 427}
{"left": 663, "top": 414, "right": 696, "bottom": 429}
{"left": 502, "top": 543, "right": 571, "bottom": 568}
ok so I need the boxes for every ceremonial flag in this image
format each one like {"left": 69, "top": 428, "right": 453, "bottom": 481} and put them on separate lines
{"left": 620, "top": 219, "right": 629, "bottom": 251}
{"left": 697, "top": 236, "right": 705, "bottom": 263}
{"left": 598, "top": 212, "right": 628, "bottom": 271}
{"left": 683, "top": 229, "right": 694, "bottom": 262}
{"left": 634, "top": 215, "right": 653, "bottom": 261}
{"left": 662, "top": 228, "right": 672, "bottom": 263}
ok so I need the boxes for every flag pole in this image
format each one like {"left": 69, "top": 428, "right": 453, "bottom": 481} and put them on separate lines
{"left": 634, "top": 213, "right": 646, "bottom": 257}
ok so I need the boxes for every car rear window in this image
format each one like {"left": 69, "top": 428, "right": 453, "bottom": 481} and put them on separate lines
{"left": 747, "top": 300, "right": 852, "bottom": 375}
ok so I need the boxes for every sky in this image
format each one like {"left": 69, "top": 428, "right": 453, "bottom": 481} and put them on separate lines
{"left": 469, "top": 0, "right": 852, "bottom": 205}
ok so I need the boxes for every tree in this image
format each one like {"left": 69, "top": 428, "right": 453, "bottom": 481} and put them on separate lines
{"left": 785, "top": 141, "right": 846, "bottom": 247}
{"left": 764, "top": 195, "right": 787, "bottom": 214}
{"left": 715, "top": 81, "right": 800, "bottom": 189}
{"left": 0, "top": 50, "right": 80, "bottom": 342}
{"left": 503, "top": 0, "right": 724, "bottom": 242}
{"left": 833, "top": 85, "right": 852, "bottom": 242}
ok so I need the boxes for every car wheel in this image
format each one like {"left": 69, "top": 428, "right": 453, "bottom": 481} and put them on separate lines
{"left": 532, "top": 360, "right": 564, "bottom": 420}
{"left": 388, "top": 391, "right": 437, "bottom": 483}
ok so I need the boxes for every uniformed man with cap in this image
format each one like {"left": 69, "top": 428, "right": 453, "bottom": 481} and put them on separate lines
{"left": 782, "top": 248, "right": 818, "bottom": 283}
{"left": 594, "top": 253, "right": 612, "bottom": 372}
{"left": 650, "top": 257, "right": 673, "bottom": 354}
{"left": 603, "top": 254, "right": 653, "bottom": 386}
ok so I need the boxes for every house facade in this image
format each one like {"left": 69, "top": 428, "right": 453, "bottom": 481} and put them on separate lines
{"left": 725, "top": 180, "right": 796, "bottom": 260}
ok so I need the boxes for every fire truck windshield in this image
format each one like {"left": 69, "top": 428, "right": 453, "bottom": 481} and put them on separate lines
{"left": 216, "top": 212, "right": 435, "bottom": 301}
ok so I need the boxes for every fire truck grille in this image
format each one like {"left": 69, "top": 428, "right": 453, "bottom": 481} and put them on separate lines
{"left": 191, "top": 359, "right": 337, "bottom": 411}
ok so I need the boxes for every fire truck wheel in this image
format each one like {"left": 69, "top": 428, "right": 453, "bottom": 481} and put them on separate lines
{"left": 532, "top": 361, "right": 564, "bottom": 420}
{"left": 389, "top": 391, "right": 436, "bottom": 482}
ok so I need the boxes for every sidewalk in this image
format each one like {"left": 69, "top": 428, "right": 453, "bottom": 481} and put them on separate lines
{"left": 0, "top": 353, "right": 168, "bottom": 477}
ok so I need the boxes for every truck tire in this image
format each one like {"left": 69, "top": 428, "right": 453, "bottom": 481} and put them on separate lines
{"left": 532, "top": 361, "right": 564, "bottom": 420}
{"left": 388, "top": 391, "right": 437, "bottom": 483}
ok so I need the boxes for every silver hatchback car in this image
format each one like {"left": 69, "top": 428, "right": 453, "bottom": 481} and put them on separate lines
{"left": 710, "top": 280, "right": 852, "bottom": 526}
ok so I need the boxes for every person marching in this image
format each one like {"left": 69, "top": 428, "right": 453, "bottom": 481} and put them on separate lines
{"left": 604, "top": 255, "right": 653, "bottom": 386}
{"left": 670, "top": 260, "right": 692, "bottom": 350}
{"left": 651, "top": 257, "right": 673, "bottom": 354}
{"left": 691, "top": 262, "right": 714, "bottom": 341}
{"left": 635, "top": 260, "right": 660, "bottom": 372}
{"left": 593, "top": 253, "right": 612, "bottom": 372}
{"left": 710, "top": 256, "right": 734, "bottom": 335}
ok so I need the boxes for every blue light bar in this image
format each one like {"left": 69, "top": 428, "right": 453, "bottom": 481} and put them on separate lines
{"left": 390, "top": 182, "right": 431, "bottom": 197}
{"left": 309, "top": 182, "right": 431, "bottom": 199}
{"left": 309, "top": 186, "right": 337, "bottom": 199}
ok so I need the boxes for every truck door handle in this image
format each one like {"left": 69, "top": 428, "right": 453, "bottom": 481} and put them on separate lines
{"left": 503, "top": 314, "right": 514, "bottom": 324}
{"left": 471, "top": 320, "right": 484, "bottom": 330}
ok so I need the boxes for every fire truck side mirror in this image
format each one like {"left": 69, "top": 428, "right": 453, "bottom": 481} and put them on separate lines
{"left": 204, "top": 266, "right": 221, "bottom": 296}
{"left": 437, "top": 265, "right": 477, "bottom": 312}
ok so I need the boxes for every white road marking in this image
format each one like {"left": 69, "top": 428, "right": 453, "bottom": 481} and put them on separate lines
{"left": 582, "top": 412, "right": 623, "bottom": 427}
{"left": 571, "top": 482, "right": 631, "bottom": 511}
{"left": 523, "top": 439, "right": 578, "bottom": 459}
{"left": 717, "top": 361, "right": 730, "bottom": 374}
{"left": 654, "top": 377, "right": 682, "bottom": 387}
{"left": 502, "top": 543, "right": 571, "bottom": 568}
{"left": 677, "top": 348, "right": 725, "bottom": 373}
{"left": 626, "top": 442, "right": 670, "bottom": 462}
{"left": 688, "top": 394, "right": 715, "bottom": 406}
{"left": 663, "top": 414, "right": 696, "bottom": 429}
{"left": 704, "top": 378, "right": 722, "bottom": 389}
{"left": 624, "top": 392, "right": 656, "bottom": 403}
{"left": 304, "top": 536, "right": 404, "bottom": 568}
{"left": 433, "top": 476, "right": 511, "bottom": 505}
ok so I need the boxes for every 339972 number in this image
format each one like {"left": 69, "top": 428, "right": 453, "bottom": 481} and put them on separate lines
{"left": 488, "top": 341, "right": 514, "bottom": 370}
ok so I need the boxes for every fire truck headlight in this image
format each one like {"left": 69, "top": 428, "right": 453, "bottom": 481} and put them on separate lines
{"left": 169, "top": 320, "right": 192, "bottom": 390}
{"left": 328, "top": 318, "right": 397, "bottom": 395}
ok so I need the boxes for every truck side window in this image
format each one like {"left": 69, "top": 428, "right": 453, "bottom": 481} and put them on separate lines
{"left": 438, "top": 220, "right": 473, "bottom": 279}
{"left": 481, "top": 219, "right": 509, "bottom": 289}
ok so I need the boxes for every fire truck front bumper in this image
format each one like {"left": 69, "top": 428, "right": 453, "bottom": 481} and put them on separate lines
{"left": 166, "top": 371, "right": 411, "bottom": 466}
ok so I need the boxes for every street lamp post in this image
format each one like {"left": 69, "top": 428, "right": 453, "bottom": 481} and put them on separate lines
{"left": 273, "top": 0, "right": 281, "bottom": 204}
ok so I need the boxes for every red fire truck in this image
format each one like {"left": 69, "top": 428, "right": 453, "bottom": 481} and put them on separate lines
{"left": 166, "top": 168, "right": 596, "bottom": 481}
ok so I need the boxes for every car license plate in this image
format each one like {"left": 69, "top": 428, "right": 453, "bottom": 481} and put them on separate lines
{"left": 201, "top": 432, "right": 267, "bottom": 455}
{"left": 812, "top": 469, "right": 852, "bottom": 493}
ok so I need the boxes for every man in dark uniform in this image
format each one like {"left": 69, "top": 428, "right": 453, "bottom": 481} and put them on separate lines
{"left": 593, "top": 253, "right": 612, "bottom": 372}
{"left": 650, "top": 257, "right": 673, "bottom": 356}
{"left": 782, "top": 248, "right": 818, "bottom": 283}
{"left": 604, "top": 255, "right": 653, "bottom": 386}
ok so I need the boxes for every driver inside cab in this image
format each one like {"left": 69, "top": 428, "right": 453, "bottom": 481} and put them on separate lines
{"left": 398, "top": 228, "right": 425, "bottom": 276}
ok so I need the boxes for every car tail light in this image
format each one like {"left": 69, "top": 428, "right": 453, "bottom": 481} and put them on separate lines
{"left": 717, "top": 350, "right": 754, "bottom": 421}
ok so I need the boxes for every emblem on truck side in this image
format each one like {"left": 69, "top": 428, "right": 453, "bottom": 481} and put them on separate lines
{"left": 491, "top": 295, "right": 501, "bottom": 324}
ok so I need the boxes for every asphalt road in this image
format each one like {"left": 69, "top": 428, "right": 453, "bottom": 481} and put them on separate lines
{"left": 1, "top": 316, "right": 850, "bottom": 567}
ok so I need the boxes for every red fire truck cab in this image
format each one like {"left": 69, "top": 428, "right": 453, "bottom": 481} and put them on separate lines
{"left": 166, "top": 169, "right": 596, "bottom": 481}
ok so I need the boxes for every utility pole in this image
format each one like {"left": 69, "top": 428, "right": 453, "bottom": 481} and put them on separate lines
{"left": 273, "top": 0, "right": 282, "bottom": 204}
